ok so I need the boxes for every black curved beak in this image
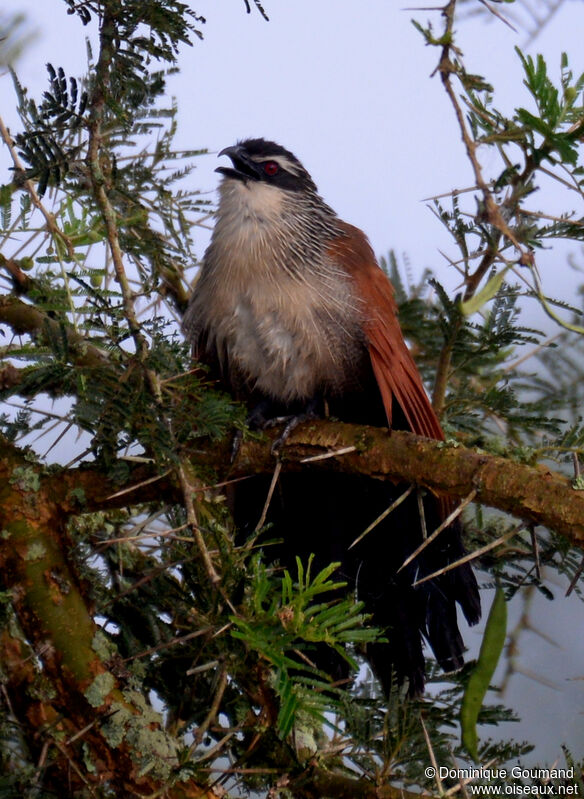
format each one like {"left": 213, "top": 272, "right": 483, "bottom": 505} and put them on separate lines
{"left": 215, "top": 145, "right": 262, "bottom": 182}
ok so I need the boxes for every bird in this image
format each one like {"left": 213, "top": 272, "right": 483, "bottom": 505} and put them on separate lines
{"left": 183, "top": 137, "right": 481, "bottom": 695}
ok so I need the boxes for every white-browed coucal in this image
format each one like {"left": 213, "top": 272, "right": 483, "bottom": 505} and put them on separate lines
{"left": 184, "top": 138, "right": 481, "bottom": 695}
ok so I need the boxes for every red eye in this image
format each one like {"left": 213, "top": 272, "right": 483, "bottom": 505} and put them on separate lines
{"left": 263, "top": 160, "right": 279, "bottom": 176}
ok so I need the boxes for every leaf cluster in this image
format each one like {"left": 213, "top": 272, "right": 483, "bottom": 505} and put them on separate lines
{"left": 390, "top": 253, "right": 557, "bottom": 445}
{"left": 515, "top": 49, "right": 584, "bottom": 168}
{"left": 11, "top": 65, "right": 86, "bottom": 195}
{"left": 232, "top": 554, "right": 378, "bottom": 738}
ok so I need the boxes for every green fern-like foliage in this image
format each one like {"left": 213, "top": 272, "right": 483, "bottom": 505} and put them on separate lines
{"left": 231, "top": 555, "right": 378, "bottom": 738}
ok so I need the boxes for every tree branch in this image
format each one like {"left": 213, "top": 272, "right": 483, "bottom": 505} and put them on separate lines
{"left": 0, "top": 114, "right": 74, "bottom": 258}
{"left": 0, "top": 294, "right": 109, "bottom": 368}
{"left": 0, "top": 435, "right": 220, "bottom": 798}
{"left": 39, "top": 420, "right": 584, "bottom": 550}
{"left": 236, "top": 421, "right": 584, "bottom": 548}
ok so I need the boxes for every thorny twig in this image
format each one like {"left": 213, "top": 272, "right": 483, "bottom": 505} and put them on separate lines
{"left": 413, "top": 524, "right": 524, "bottom": 587}
{"left": 429, "top": 0, "right": 538, "bottom": 414}
{"left": 190, "top": 667, "right": 229, "bottom": 751}
{"left": 86, "top": 10, "right": 225, "bottom": 592}
{"left": 0, "top": 114, "right": 74, "bottom": 258}
{"left": 398, "top": 489, "right": 477, "bottom": 573}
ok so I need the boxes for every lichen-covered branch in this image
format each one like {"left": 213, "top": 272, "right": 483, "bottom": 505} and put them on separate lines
{"left": 37, "top": 420, "right": 584, "bottom": 550}
{"left": 233, "top": 421, "right": 584, "bottom": 548}
{"left": 0, "top": 437, "right": 220, "bottom": 797}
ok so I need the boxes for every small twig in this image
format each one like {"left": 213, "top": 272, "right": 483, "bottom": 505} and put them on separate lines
{"left": 518, "top": 207, "right": 584, "bottom": 227}
{"left": 200, "top": 767, "right": 281, "bottom": 774}
{"left": 435, "top": 1, "right": 530, "bottom": 267}
{"left": 255, "top": 460, "right": 282, "bottom": 532}
{"left": 193, "top": 730, "right": 236, "bottom": 764}
{"left": 503, "top": 332, "right": 561, "bottom": 373}
{"left": 348, "top": 485, "right": 414, "bottom": 550}
{"left": 522, "top": 0, "right": 565, "bottom": 47}
{"left": 178, "top": 462, "right": 221, "bottom": 585}
{"left": 529, "top": 524, "right": 542, "bottom": 581}
{"left": 3, "top": 400, "right": 71, "bottom": 424}
{"left": 444, "top": 748, "right": 471, "bottom": 799}
{"left": 102, "top": 523, "right": 189, "bottom": 546}
{"left": 191, "top": 666, "right": 229, "bottom": 750}
{"left": 477, "top": 0, "right": 518, "bottom": 31}
{"left": 301, "top": 445, "right": 356, "bottom": 463}
{"left": 437, "top": 247, "right": 466, "bottom": 279}
{"left": 420, "top": 713, "right": 444, "bottom": 794}
{"left": 566, "top": 555, "right": 584, "bottom": 597}
{"left": 421, "top": 183, "right": 481, "bottom": 202}
{"left": 524, "top": 616, "right": 559, "bottom": 648}
{"left": 292, "top": 647, "right": 318, "bottom": 670}
{"left": 212, "top": 622, "right": 233, "bottom": 639}
{"left": 52, "top": 740, "right": 98, "bottom": 796}
{"left": 186, "top": 660, "right": 220, "bottom": 676}
{"left": 66, "top": 720, "right": 97, "bottom": 745}
{"left": 398, "top": 489, "right": 477, "bottom": 573}
{"left": 105, "top": 470, "right": 171, "bottom": 500}
{"left": 540, "top": 161, "right": 584, "bottom": 195}
{"left": 87, "top": 22, "right": 150, "bottom": 364}
{"left": 102, "top": 557, "right": 195, "bottom": 606}
{"left": 443, "top": 757, "right": 500, "bottom": 796}
{"left": 0, "top": 114, "right": 74, "bottom": 258}
{"left": 112, "top": 507, "right": 167, "bottom": 538}
{"left": 417, "top": 488, "right": 428, "bottom": 540}
{"left": 513, "top": 663, "right": 559, "bottom": 690}
{"left": 39, "top": 420, "right": 75, "bottom": 461}
{"left": 413, "top": 524, "right": 523, "bottom": 587}
{"left": 123, "top": 627, "right": 214, "bottom": 663}
{"left": 35, "top": 741, "right": 50, "bottom": 782}
{"left": 63, "top": 446, "right": 98, "bottom": 470}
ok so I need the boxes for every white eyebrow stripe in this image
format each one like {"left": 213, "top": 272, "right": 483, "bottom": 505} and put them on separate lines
{"left": 249, "top": 154, "right": 302, "bottom": 175}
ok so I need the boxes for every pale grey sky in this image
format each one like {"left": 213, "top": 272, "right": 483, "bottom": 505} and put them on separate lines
{"left": 4, "top": 1, "right": 584, "bottom": 298}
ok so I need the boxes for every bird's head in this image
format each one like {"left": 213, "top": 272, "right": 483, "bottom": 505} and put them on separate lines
{"left": 215, "top": 138, "right": 318, "bottom": 195}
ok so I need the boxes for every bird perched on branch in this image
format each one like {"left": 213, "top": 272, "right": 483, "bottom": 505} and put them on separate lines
{"left": 183, "top": 138, "right": 480, "bottom": 695}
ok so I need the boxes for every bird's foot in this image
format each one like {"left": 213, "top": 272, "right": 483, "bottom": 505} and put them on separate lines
{"left": 269, "top": 400, "right": 321, "bottom": 455}
{"left": 237, "top": 397, "right": 322, "bottom": 456}
{"left": 230, "top": 399, "right": 277, "bottom": 462}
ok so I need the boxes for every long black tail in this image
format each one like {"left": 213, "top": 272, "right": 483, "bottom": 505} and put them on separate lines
{"left": 233, "top": 469, "right": 480, "bottom": 695}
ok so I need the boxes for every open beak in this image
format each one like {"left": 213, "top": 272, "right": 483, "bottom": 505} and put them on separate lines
{"left": 215, "top": 145, "right": 262, "bottom": 182}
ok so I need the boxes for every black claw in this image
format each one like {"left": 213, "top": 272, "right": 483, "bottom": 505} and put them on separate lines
{"left": 242, "top": 396, "right": 323, "bottom": 455}
{"left": 271, "top": 416, "right": 304, "bottom": 454}
{"left": 271, "top": 408, "right": 318, "bottom": 454}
